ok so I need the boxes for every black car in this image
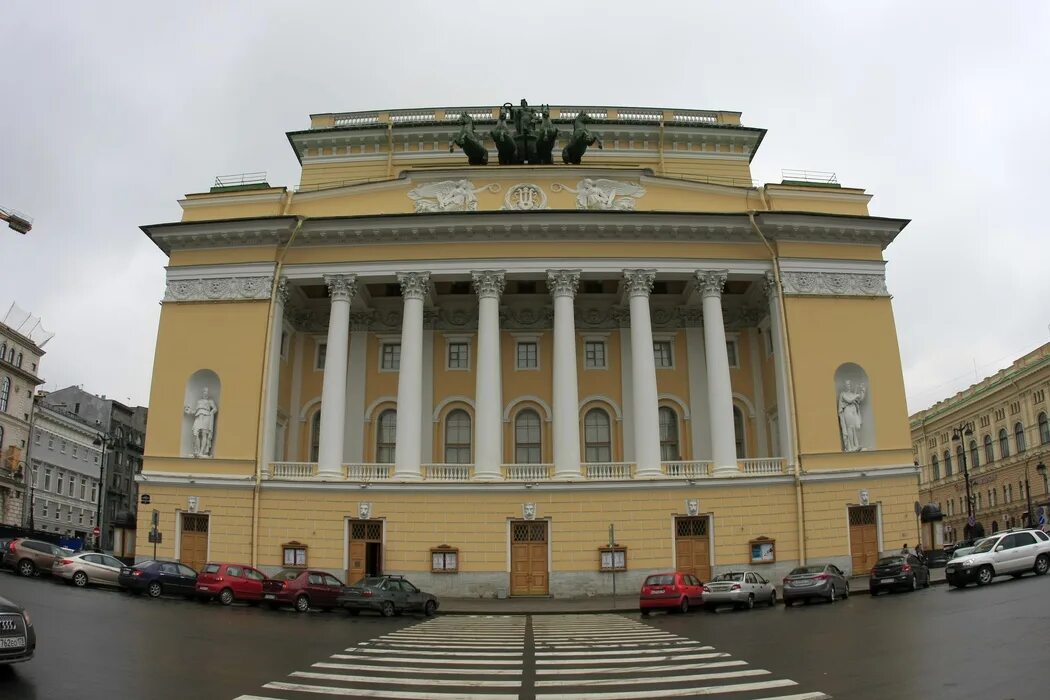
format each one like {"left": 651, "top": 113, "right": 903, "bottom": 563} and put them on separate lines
{"left": 869, "top": 553, "right": 930, "bottom": 595}
{"left": 337, "top": 575, "right": 439, "bottom": 617}
{"left": 0, "top": 594, "right": 35, "bottom": 664}
{"left": 118, "top": 560, "right": 198, "bottom": 598}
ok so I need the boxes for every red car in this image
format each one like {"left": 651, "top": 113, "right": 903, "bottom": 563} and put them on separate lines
{"left": 261, "top": 569, "right": 344, "bottom": 612}
{"left": 195, "top": 563, "right": 269, "bottom": 605}
{"left": 639, "top": 571, "right": 704, "bottom": 615}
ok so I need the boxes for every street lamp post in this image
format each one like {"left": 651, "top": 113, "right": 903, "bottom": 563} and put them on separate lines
{"left": 1038, "top": 461, "right": 1049, "bottom": 528}
{"left": 92, "top": 431, "right": 116, "bottom": 551}
{"left": 951, "top": 421, "right": 975, "bottom": 538}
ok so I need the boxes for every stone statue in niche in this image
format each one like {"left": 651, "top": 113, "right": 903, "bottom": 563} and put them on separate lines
{"left": 185, "top": 387, "right": 218, "bottom": 457}
{"left": 837, "top": 380, "right": 867, "bottom": 452}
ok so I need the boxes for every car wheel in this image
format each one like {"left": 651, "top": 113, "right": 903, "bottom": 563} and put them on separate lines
{"left": 784, "top": 598, "right": 794, "bottom": 607}
{"left": 828, "top": 587, "right": 836, "bottom": 603}
{"left": 769, "top": 590, "right": 777, "bottom": 607}
{"left": 976, "top": 565, "right": 994, "bottom": 586}
{"left": 17, "top": 559, "right": 35, "bottom": 577}
{"left": 219, "top": 588, "right": 235, "bottom": 606}
{"left": 73, "top": 571, "right": 89, "bottom": 588}
{"left": 381, "top": 601, "right": 395, "bottom": 617}
{"left": 424, "top": 600, "right": 437, "bottom": 617}
{"left": 744, "top": 594, "right": 755, "bottom": 610}
{"left": 1034, "top": 555, "right": 1049, "bottom": 576}
{"left": 843, "top": 582, "right": 850, "bottom": 599}
{"left": 295, "top": 595, "right": 310, "bottom": 613}
{"left": 678, "top": 597, "right": 690, "bottom": 614}
{"left": 640, "top": 609, "right": 650, "bottom": 617}
{"left": 870, "top": 586, "right": 880, "bottom": 596}
{"left": 147, "top": 581, "right": 163, "bottom": 598}
{"left": 346, "top": 608, "right": 360, "bottom": 616}
{"left": 911, "top": 575, "right": 918, "bottom": 591}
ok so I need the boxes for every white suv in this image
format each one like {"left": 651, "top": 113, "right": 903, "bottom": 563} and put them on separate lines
{"left": 945, "top": 528, "right": 1050, "bottom": 587}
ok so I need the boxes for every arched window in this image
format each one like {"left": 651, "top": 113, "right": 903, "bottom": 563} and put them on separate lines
{"left": 969, "top": 440, "right": 979, "bottom": 469}
{"left": 0, "top": 424, "right": 4, "bottom": 451}
{"left": 931, "top": 455, "right": 940, "bottom": 480}
{"left": 943, "top": 450, "right": 952, "bottom": 477}
{"left": 15, "top": 352, "right": 22, "bottom": 368}
{"left": 0, "top": 343, "right": 6, "bottom": 360}
{"left": 444, "top": 409, "right": 471, "bottom": 464}
{"left": 991, "top": 520, "right": 999, "bottom": 534}
{"left": 1014, "top": 421, "right": 1026, "bottom": 453}
{"left": 6, "top": 347, "right": 12, "bottom": 363}
{"left": 956, "top": 445, "right": 965, "bottom": 471}
{"left": 583, "top": 409, "right": 611, "bottom": 462}
{"left": 0, "top": 376, "right": 9, "bottom": 412}
{"left": 1040, "top": 412, "right": 1050, "bottom": 445}
{"left": 659, "top": 406, "right": 680, "bottom": 461}
{"left": 999, "top": 428, "right": 1010, "bottom": 459}
{"left": 376, "top": 409, "right": 396, "bottom": 463}
{"left": 984, "top": 434, "right": 994, "bottom": 463}
{"left": 514, "top": 410, "right": 542, "bottom": 464}
{"left": 733, "top": 406, "right": 746, "bottom": 458}
{"left": 309, "top": 411, "right": 321, "bottom": 462}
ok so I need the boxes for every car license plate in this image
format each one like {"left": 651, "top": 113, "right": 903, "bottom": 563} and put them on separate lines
{"left": 880, "top": 578, "right": 895, "bottom": 584}
{"left": 264, "top": 593, "right": 275, "bottom": 600}
{"left": 650, "top": 588, "right": 665, "bottom": 594}
{"left": 946, "top": 567, "right": 955, "bottom": 574}
{"left": 0, "top": 637, "right": 25, "bottom": 649}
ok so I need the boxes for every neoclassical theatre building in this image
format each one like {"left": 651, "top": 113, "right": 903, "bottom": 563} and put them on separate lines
{"left": 138, "top": 102, "right": 916, "bottom": 597}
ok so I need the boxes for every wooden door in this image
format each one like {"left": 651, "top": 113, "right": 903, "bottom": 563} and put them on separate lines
{"left": 179, "top": 513, "right": 209, "bottom": 572}
{"left": 510, "top": 521, "right": 548, "bottom": 596}
{"left": 347, "top": 541, "right": 366, "bottom": 585}
{"left": 674, "top": 517, "right": 711, "bottom": 582}
{"left": 347, "top": 520, "right": 383, "bottom": 585}
{"left": 849, "top": 505, "right": 879, "bottom": 574}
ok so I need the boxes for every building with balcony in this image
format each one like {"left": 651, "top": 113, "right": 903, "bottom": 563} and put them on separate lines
{"left": 913, "top": 342, "right": 1050, "bottom": 544}
{"left": 137, "top": 102, "right": 916, "bottom": 596}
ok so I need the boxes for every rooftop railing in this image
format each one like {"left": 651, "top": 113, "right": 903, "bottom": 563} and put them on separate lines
{"left": 329, "top": 106, "right": 727, "bottom": 128}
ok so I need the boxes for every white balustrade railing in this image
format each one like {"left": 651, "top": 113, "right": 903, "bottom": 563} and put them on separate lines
{"left": 582, "top": 463, "right": 635, "bottom": 480}
{"left": 739, "top": 458, "right": 786, "bottom": 475}
{"left": 502, "top": 464, "right": 554, "bottom": 481}
{"left": 662, "top": 461, "right": 714, "bottom": 478}
{"left": 344, "top": 463, "right": 393, "bottom": 481}
{"left": 269, "top": 462, "right": 317, "bottom": 479}
{"left": 422, "top": 463, "right": 473, "bottom": 481}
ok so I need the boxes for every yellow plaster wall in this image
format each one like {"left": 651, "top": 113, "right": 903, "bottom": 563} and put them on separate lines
{"left": 500, "top": 331, "right": 554, "bottom": 463}
{"left": 133, "top": 484, "right": 255, "bottom": 564}
{"left": 802, "top": 473, "right": 919, "bottom": 558}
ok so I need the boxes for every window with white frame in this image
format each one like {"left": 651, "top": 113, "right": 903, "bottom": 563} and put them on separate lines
{"left": 67, "top": 478, "right": 74, "bottom": 497}
{"left": 376, "top": 410, "right": 397, "bottom": 463}
{"left": 33, "top": 430, "right": 40, "bottom": 445}
{"left": 57, "top": 471, "right": 64, "bottom": 494}
{"left": 733, "top": 406, "right": 747, "bottom": 458}
{"left": 381, "top": 343, "right": 401, "bottom": 371}
{"left": 447, "top": 342, "right": 469, "bottom": 370}
{"left": 726, "top": 339, "right": 739, "bottom": 368}
{"left": 42, "top": 501, "right": 48, "bottom": 518}
{"left": 584, "top": 409, "right": 612, "bottom": 462}
{"left": 514, "top": 410, "right": 542, "bottom": 464}
{"left": 44, "top": 468, "right": 52, "bottom": 491}
{"left": 659, "top": 406, "right": 680, "bottom": 461}
{"left": 444, "top": 410, "right": 471, "bottom": 464}
{"left": 584, "top": 341, "right": 607, "bottom": 369}
{"left": 80, "top": 478, "right": 86, "bottom": 500}
{"left": 516, "top": 341, "right": 538, "bottom": 369}
{"left": 91, "top": 482, "right": 97, "bottom": 502}
{"left": 0, "top": 377, "right": 8, "bottom": 412}
{"left": 315, "top": 341, "right": 327, "bottom": 370}
{"left": 653, "top": 340, "right": 673, "bottom": 368}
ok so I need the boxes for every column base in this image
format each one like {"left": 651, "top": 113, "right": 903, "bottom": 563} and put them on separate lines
{"left": 712, "top": 465, "right": 740, "bottom": 477}
{"left": 474, "top": 472, "right": 503, "bottom": 481}
{"left": 317, "top": 468, "right": 344, "bottom": 480}
{"left": 634, "top": 467, "right": 663, "bottom": 479}
{"left": 553, "top": 469, "right": 582, "bottom": 480}
{"left": 392, "top": 471, "right": 422, "bottom": 481}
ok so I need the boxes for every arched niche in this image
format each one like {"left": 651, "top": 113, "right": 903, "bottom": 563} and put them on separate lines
{"left": 182, "top": 369, "right": 221, "bottom": 458}
{"left": 834, "top": 363, "right": 874, "bottom": 452}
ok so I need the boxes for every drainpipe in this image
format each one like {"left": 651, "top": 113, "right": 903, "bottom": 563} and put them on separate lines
{"left": 747, "top": 206, "right": 807, "bottom": 565}
{"left": 251, "top": 208, "right": 303, "bottom": 567}
{"left": 386, "top": 122, "right": 394, "bottom": 178}
{"left": 657, "top": 120, "right": 666, "bottom": 175}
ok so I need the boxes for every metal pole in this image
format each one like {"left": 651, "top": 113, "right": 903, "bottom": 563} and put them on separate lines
{"left": 95, "top": 436, "right": 107, "bottom": 551}
{"left": 1025, "top": 464, "right": 1034, "bottom": 529}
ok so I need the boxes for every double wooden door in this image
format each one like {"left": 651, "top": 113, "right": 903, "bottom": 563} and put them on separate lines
{"left": 179, "top": 513, "right": 209, "bottom": 572}
{"left": 849, "top": 505, "right": 879, "bottom": 574}
{"left": 674, "top": 516, "right": 712, "bottom": 582}
{"left": 510, "top": 521, "right": 548, "bottom": 596}
{"left": 347, "top": 520, "right": 383, "bottom": 585}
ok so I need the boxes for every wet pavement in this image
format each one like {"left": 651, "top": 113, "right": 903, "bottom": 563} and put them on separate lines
{"left": 1, "top": 566, "right": 1047, "bottom": 699}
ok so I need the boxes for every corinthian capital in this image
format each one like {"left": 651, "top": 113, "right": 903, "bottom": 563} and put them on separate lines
{"left": 623, "top": 269, "right": 656, "bottom": 298}
{"left": 546, "top": 269, "right": 581, "bottom": 299}
{"left": 471, "top": 270, "right": 506, "bottom": 300}
{"left": 397, "top": 271, "right": 431, "bottom": 301}
{"left": 324, "top": 273, "right": 358, "bottom": 303}
{"left": 695, "top": 270, "right": 728, "bottom": 300}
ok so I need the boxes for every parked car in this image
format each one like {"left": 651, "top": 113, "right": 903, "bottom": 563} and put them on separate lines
{"left": 639, "top": 571, "right": 704, "bottom": 615}
{"left": 337, "top": 575, "right": 439, "bottom": 617}
{"left": 196, "top": 563, "right": 269, "bottom": 605}
{"left": 869, "top": 553, "right": 930, "bottom": 595}
{"left": 2, "top": 538, "right": 63, "bottom": 577}
{"left": 782, "top": 563, "right": 849, "bottom": 606}
{"left": 118, "top": 560, "right": 199, "bottom": 598}
{"left": 52, "top": 552, "right": 126, "bottom": 588}
{"left": 0, "top": 594, "right": 35, "bottom": 664}
{"left": 945, "top": 528, "right": 1050, "bottom": 588}
{"left": 261, "top": 569, "right": 344, "bottom": 612}
{"left": 702, "top": 571, "right": 776, "bottom": 610}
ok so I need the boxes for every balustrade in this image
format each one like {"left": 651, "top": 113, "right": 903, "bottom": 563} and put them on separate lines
{"left": 343, "top": 463, "right": 393, "bottom": 481}
{"left": 502, "top": 464, "right": 554, "bottom": 481}
{"left": 422, "top": 464, "right": 473, "bottom": 481}
{"left": 582, "top": 463, "right": 635, "bottom": 480}
{"left": 662, "top": 461, "right": 713, "bottom": 478}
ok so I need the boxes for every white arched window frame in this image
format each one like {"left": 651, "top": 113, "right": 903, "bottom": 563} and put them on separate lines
{"left": 943, "top": 450, "right": 952, "bottom": 476}
{"left": 969, "top": 440, "right": 979, "bottom": 469}
{"left": 0, "top": 376, "right": 9, "bottom": 412}
{"left": 984, "top": 434, "right": 994, "bottom": 464}
{"left": 733, "top": 406, "right": 746, "bottom": 458}
{"left": 658, "top": 406, "right": 680, "bottom": 461}
{"left": 444, "top": 409, "right": 471, "bottom": 464}
{"left": 514, "top": 410, "right": 542, "bottom": 464}
{"left": 583, "top": 408, "right": 612, "bottom": 463}
{"left": 1040, "top": 412, "right": 1050, "bottom": 445}
{"left": 309, "top": 411, "right": 321, "bottom": 462}
{"left": 1014, "top": 421, "right": 1026, "bottom": 453}
{"left": 376, "top": 409, "right": 396, "bottom": 463}
{"left": 999, "top": 429, "right": 1011, "bottom": 459}
{"left": 931, "top": 455, "right": 940, "bottom": 480}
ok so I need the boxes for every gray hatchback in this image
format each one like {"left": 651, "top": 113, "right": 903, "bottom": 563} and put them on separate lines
{"left": 782, "top": 563, "right": 850, "bottom": 606}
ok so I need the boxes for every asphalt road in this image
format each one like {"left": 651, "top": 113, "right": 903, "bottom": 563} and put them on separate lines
{"left": 1, "top": 567, "right": 1048, "bottom": 699}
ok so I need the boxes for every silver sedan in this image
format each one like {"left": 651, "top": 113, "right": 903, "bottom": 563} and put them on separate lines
{"left": 702, "top": 571, "right": 777, "bottom": 610}
{"left": 52, "top": 552, "right": 125, "bottom": 588}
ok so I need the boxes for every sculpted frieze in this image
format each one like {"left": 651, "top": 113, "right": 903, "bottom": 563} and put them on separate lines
{"left": 164, "top": 276, "right": 273, "bottom": 303}
{"left": 408, "top": 180, "right": 500, "bottom": 212}
{"left": 552, "top": 179, "right": 646, "bottom": 210}
{"left": 780, "top": 272, "right": 889, "bottom": 297}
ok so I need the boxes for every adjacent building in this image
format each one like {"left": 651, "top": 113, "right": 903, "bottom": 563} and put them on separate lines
{"left": 136, "top": 102, "right": 917, "bottom": 596}
{"left": 0, "top": 304, "right": 49, "bottom": 526}
{"left": 913, "top": 342, "right": 1050, "bottom": 543}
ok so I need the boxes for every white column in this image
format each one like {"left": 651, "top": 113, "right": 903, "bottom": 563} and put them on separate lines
{"left": 318, "top": 274, "right": 356, "bottom": 477}
{"left": 618, "top": 324, "right": 635, "bottom": 461}
{"left": 343, "top": 312, "right": 371, "bottom": 463}
{"left": 472, "top": 271, "right": 506, "bottom": 479}
{"left": 421, "top": 320, "right": 435, "bottom": 464}
{"left": 547, "top": 270, "right": 582, "bottom": 479}
{"left": 766, "top": 273, "right": 796, "bottom": 469}
{"left": 394, "top": 271, "right": 429, "bottom": 479}
{"left": 287, "top": 332, "right": 304, "bottom": 461}
{"left": 624, "top": 269, "right": 662, "bottom": 477}
{"left": 696, "top": 270, "right": 737, "bottom": 476}
{"left": 748, "top": 327, "right": 769, "bottom": 457}
{"left": 683, "top": 310, "right": 712, "bottom": 460}
{"left": 261, "top": 279, "right": 288, "bottom": 475}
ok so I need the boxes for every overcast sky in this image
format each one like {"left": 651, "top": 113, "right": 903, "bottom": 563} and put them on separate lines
{"left": 2, "top": 1, "right": 1048, "bottom": 414}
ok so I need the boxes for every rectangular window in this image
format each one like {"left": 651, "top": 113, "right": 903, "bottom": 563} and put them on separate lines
{"left": 68, "top": 478, "right": 74, "bottom": 497}
{"left": 653, "top": 340, "right": 673, "bottom": 368}
{"left": 34, "top": 431, "right": 40, "bottom": 445}
{"left": 78, "top": 510, "right": 84, "bottom": 525}
{"left": 315, "top": 342, "right": 327, "bottom": 370}
{"left": 584, "top": 341, "right": 606, "bottom": 369}
{"left": 431, "top": 546, "right": 459, "bottom": 573}
{"left": 726, "top": 340, "right": 739, "bottom": 368}
{"left": 80, "top": 478, "right": 86, "bottom": 500}
{"left": 67, "top": 507, "right": 72, "bottom": 523}
{"left": 48, "top": 435, "right": 54, "bottom": 450}
{"left": 60, "top": 440, "right": 67, "bottom": 453}
{"left": 282, "top": 542, "right": 308, "bottom": 568}
{"left": 44, "top": 469, "right": 52, "bottom": 491}
{"left": 447, "top": 342, "right": 469, "bottom": 370}
{"left": 42, "top": 501, "right": 48, "bottom": 518}
{"left": 57, "top": 472, "right": 64, "bottom": 494}
{"left": 381, "top": 343, "right": 401, "bottom": 370}
{"left": 516, "top": 342, "right": 538, "bottom": 369}
{"left": 72, "top": 445, "right": 78, "bottom": 458}
{"left": 91, "top": 482, "right": 97, "bottom": 502}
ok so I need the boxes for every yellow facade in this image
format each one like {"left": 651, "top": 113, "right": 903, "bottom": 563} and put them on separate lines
{"left": 138, "top": 103, "right": 916, "bottom": 597}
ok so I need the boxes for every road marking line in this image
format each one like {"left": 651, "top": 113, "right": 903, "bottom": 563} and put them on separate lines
{"left": 263, "top": 682, "right": 517, "bottom": 699}
{"left": 331, "top": 654, "right": 520, "bottom": 666}
{"left": 535, "top": 668, "right": 770, "bottom": 687}
{"left": 347, "top": 647, "right": 521, "bottom": 657}
{"left": 538, "top": 652, "right": 728, "bottom": 665}
{"left": 538, "top": 641, "right": 701, "bottom": 649}
{"left": 534, "top": 678, "right": 798, "bottom": 699}
{"left": 537, "top": 647, "right": 717, "bottom": 658}
{"left": 537, "top": 660, "right": 747, "bottom": 675}
{"left": 373, "top": 642, "right": 525, "bottom": 650}
{"left": 751, "top": 694, "right": 832, "bottom": 700}
{"left": 313, "top": 662, "right": 522, "bottom": 675}
{"left": 291, "top": 671, "right": 519, "bottom": 687}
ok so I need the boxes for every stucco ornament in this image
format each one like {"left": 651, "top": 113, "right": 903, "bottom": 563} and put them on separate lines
{"left": 184, "top": 387, "right": 218, "bottom": 457}
{"left": 838, "top": 379, "right": 868, "bottom": 452}
{"left": 163, "top": 276, "right": 273, "bottom": 303}
{"left": 407, "top": 180, "right": 499, "bottom": 212}
{"left": 359, "top": 502, "right": 372, "bottom": 520}
{"left": 552, "top": 179, "right": 646, "bottom": 210}
{"left": 686, "top": 499, "right": 700, "bottom": 517}
{"left": 503, "top": 184, "right": 548, "bottom": 210}
{"left": 522, "top": 503, "right": 537, "bottom": 521}
{"left": 780, "top": 271, "right": 889, "bottom": 297}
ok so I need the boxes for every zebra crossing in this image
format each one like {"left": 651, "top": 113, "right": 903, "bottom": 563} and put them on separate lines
{"left": 234, "top": 613, "right": 829, "bottom": 699}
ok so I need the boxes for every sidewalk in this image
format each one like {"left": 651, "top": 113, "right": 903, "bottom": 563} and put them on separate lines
{"left": 438, "top": 567, "right": 948, "bottom": 615}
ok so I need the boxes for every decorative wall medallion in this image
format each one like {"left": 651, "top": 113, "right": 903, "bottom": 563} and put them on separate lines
{"left": 686, "top": 499, "right": 700, "bottom": 516}
{"left": 552, "top": 179, "right": 646, "bottom": 210}
{"left": 780, "top": 271, "right": 889, "bottom": 297}
{"left": 407, "top": 180, "right": 500, "bottom": 212}
{"left": 359, "top": 502, "right": 372, "bottom": 519}
{"left": 164, "top": 276, "right": 274, "bottom": 303}
{"left": 503, "top": 184, "right": 548, "bottom": 210}
{"left": 522, "top": 503, "right": 537, "bottom": 520}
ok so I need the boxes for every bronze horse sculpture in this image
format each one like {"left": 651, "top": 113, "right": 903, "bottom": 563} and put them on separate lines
{"left": 450, "top": 114, "right": 488, "bottom": 166}
{"left": 534, "top": 107, "right": 559, "bottom": 165}
{"left": 491, "top": 111, "right": 517, "bottom": 165}
{"left": 561, "top": 113, "right": 603, "bottom": 165}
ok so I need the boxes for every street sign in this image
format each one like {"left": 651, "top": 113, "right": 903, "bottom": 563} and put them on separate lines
{"left": 140, "top": 494, "right": 151, "bottom": 505}
{"left": 92, "top": 526, "right": 100, "bottom": 537}
{"left": 1039, "top": 508, "right": 1046, "bottom": 527}
{"left": 148, "top": 529, "right": 162, "bottom": 544}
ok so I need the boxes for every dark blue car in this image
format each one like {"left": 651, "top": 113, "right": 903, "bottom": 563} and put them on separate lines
{"left": 118, "top": 560, "right": 198, "bottom": 599}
